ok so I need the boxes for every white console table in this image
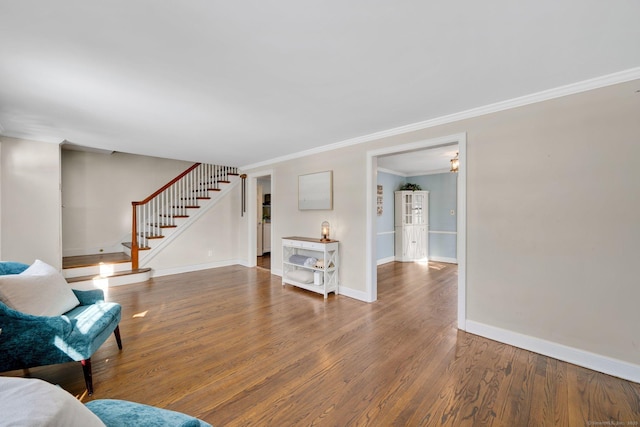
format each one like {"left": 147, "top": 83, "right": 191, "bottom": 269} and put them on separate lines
{"left": 282, "top": 236, "right": 339, "bottom": 298}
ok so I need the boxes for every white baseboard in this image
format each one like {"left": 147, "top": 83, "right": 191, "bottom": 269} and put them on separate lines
{"left": 377, "top": 256, "right": 395, "bottom": 265}
{"left": 150, "top": 259, "right": 242, "bottom": 278}
{"left": 429, "top": 256, "right": 457, "bottom": 264}
{"left": 466, "top": 320, "right": 640, "bottom": 384}
{"left": 338, "top": 286, "right": 372, "bottom": 302}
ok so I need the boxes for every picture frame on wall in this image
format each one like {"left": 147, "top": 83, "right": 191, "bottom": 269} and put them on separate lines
{"left": 299, "top": 171, "right": 333, "bottom": 210}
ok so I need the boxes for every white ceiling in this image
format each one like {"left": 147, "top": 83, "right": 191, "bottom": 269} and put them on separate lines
{"left": 1, "top": 1, "right": 639, "bottom": 168}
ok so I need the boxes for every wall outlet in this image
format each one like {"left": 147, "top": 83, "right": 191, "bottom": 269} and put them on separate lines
{"left": 207, "top": 250, "right": 212, "bottom": 257}
{"left": 450, "top": 210, "right": 455, "bottom": 216}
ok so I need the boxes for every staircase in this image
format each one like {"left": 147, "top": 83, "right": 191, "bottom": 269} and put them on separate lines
{"left": 63, "top": 162, "right": 239, "bottom": 289}
{"left": 63, "top": 252, "right": 151, "bottom": 290}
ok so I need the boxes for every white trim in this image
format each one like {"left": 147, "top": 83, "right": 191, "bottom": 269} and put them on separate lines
{"left": 69, "top": 270, "right": 152, "bottom": 291}
{"left": 429, "top": 256, "right": 457, "bottom": 264}
{"left": 377, "top": 230, "right": 395, "bottom": 236}
{"left": 151, "top": 259, "right": 242, "bottom": 277}
{"left": 379, "top": 167, "right": 451, "bottom": 177}
{"left": 456, "top": 135, "right": 467, "bottom": 330}
{"left": 377, "top": 167, "right": 407, "bottom": 177}
{"left": 377, "top": 256, "right": 396, "bottom": 265}
{"left": 63, "top": 262, "right": 133, "bottom": 279}
{"left": 466, "top": 320, "right": 640, "bottom": 384}
{"left": 429, "top": 230, "right": 457, "bottom": 235}
{"left": 246, "top": 169, "right": 274, "bottom": 268}
{"left": 409, "top": 168, "right": 451, "bottom": 176}
{"left": 366, "top": 151, "right": 379, "bottom": 303}
{"left": 337, "top": 286, "right": 369, "bottom": 302}
{"left": 366, "top": 133, "right": 467, "bottom": 312}
{"left": 241, "top": 67, "right": 640, "bottom": 171}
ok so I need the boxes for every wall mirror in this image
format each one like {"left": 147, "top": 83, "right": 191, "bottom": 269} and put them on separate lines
{"left": 298, "top": 171, "right": 333, "bottom": 210}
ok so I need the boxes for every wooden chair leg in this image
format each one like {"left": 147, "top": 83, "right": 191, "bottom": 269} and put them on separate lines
{"left": 81, "top": 358, "right": 93, "bottom": 395}
{"left": 114, "top": 325, "right": 123, "bottom": 350}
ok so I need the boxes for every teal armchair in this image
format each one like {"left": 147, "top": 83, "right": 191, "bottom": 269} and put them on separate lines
{"left": 0, "top": 262, "right": 122, "bottom": 395}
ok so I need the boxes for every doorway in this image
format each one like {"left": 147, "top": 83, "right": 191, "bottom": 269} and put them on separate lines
{"left": 256, "top": 176, "right": 272, "bottom": 270}
{"left": 366, "top": 133, "right": 467, "bottom": 330}
{"left": 376, "top": 144, "right": 459, "bottom": 265}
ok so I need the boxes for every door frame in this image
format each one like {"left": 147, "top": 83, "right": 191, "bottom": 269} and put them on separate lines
{"left": 366, "top": 132, "right": 467, "bottom": 330}
{"left": 246, "top": 169, "right": 274, "bottom": 268}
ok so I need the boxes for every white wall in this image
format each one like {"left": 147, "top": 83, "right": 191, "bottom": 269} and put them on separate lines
{"left": 264, "top": 144, "right": 366, "bottom": 299}
{"left": 0, "top": 137, "right": 62, "bottom": 268}
{"left": 246, "top": 79, "right": 640, "bottom": 371}
{"left": 143, "top": 183, "right": 247, "bottom": 275}
{"left": 61, "top": 150, "right": 193, "bottom": 256}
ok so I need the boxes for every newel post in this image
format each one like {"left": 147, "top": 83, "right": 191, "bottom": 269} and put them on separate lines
{"left": 131, "top": 203, "right": 139, "bottom": 270}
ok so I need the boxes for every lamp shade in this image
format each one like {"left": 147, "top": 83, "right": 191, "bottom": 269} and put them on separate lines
{"left": 321, "top": 221, "right": 330, "bottom": 241}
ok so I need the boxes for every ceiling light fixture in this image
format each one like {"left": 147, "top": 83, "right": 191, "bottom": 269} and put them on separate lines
{"left": 450, "top": 152, "right": 459, "bottom": 173}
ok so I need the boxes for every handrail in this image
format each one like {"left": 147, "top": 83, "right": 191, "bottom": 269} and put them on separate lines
{"left": 130, "top": 162, "right": 237, "bottom": 269}
{"left": 132, "top": 163, "right": 201, "bottom": 206}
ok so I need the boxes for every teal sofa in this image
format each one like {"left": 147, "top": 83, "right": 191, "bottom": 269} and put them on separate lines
{"left": 0, "top": 261, "right": 122, "bottom": 395}
{"left": 86, "top": 399, "right": 212, "bottom": 427}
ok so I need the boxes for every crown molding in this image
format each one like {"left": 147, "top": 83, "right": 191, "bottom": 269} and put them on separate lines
{"left": 241, "top": 66, "right": 640, "bottom": 170}
{"left": 0, "top": 131, "right": 65, "bottom": 144}
{"left": 408, "top": 168, "right": 451, "bottom": 177}
{"left": 377, "top": 167, "right": 452, "bottom": 177}
{"left": 377, "top": 167, "right": 408, "bottom": 177}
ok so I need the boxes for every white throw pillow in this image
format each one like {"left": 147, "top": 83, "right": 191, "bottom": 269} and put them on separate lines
{"left": 21, "top": 258, "right": 60, "bottom": 276}
{"left": 0, "top": 260, "right": 80, "bottom": 316}
{"left": 286, "top": 269, "right": 315, "bottom": 284}
{"left": 0, "top": 377, "right": 106, "bottom": 427}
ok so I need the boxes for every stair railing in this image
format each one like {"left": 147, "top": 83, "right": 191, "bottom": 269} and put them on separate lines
{"left": 131, "top": 163, "right": 238, "bottom": 268}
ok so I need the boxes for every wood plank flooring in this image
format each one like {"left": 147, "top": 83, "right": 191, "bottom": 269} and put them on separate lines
{"left": 4, "top": 262, "right": 639, "bottom": 426}
{"left": 63, "top": 252, "right": 131, "bottom": 269}
{"left": 257, "top": 252, "right": 271, "bottom": 270}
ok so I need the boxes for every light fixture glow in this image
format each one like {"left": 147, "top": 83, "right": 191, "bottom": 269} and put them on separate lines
{"left": 450, "top": 152, "right": 459, "bottom": 173}
{"left": 321, "top": 221, "right": 330, "bottom": 241}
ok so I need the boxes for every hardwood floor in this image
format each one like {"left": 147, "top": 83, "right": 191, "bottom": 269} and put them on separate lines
{"left": 257, "top": 252, "right": 271, "bottom": 270}
{"left": 4, "top": 262, "right": 639, "bottom": 426}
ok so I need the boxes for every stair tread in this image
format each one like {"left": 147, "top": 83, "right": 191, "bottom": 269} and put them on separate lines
{"left": 66, "top": 268, "right": 152, "bottom": 283}
{"left": 63, "top": 252, "right": 131, "bottom": 269}
{"left": 122, "top": 242, "right": 151, "bottom": 250}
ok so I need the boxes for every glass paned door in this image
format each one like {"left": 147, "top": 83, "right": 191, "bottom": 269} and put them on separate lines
{"left": 413, "top": 193, "right": 424, "bottom": 224}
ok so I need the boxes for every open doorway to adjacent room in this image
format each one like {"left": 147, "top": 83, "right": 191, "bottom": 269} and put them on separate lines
{"left": 376, "top": 144, "right": 459, "bottom": 265}
{"left": 256, "top": 175, "right": 272, "bottom": 270}
{"left": 366, "top": 133, "right": 467, "bottom": 330}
